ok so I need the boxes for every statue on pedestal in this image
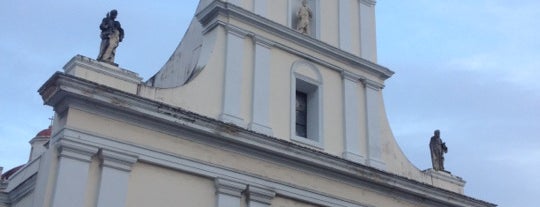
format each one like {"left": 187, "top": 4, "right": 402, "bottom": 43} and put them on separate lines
{"left": 429, "top": 130, "right": 448, "bottom": 171}
{"left": 296, "top": 0, "right": 312, "bottom": 35}
{"left": 97, "top": 9, "right": 124, "bottom": 66}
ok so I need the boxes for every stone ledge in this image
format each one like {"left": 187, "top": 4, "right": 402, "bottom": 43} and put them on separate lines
{"left": 64, "top": 55, "right": 142, "bottom": 83}
{"left": 63, "top": 55, "right": 142, "bottom": 94}
{"left": 424, "top": 168, "right": 466, "bottom": 187}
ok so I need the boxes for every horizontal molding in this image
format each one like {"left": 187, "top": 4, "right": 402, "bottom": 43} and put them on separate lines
{"left": 99, "top": 149, "right": 138, "bottom": 172}
{"left": 215, "top": 178, "right": 247, "bottom": 197}
{"left": 8, "top": 175, "right": 36, "bottom": 205}
{"left": 247, "top": 185, "right": 276, "bottom": 205}
{"left": 342, "top": 70, "right": 364, "bottom": 82}
{"left": 38, "top": 73, "right": 495, "bottom": 207}
{"left": 363, "top": 79, "right": 384, "bottom": 90}
{"left": 342, "top": 152, "right": 365, "bottom": 164}
{"left": 5, "top": 156, "right": 41, "bottom": 192}
{"left": 56, "top": 128, "right": 368, "bottom": 207}
{"left": 0, "top": 192, "right": 8, "bottom": 206}
{"left": 55, "top": 139, "right": 99, "bottom": 163}
{"left": 424, "top": 169, "right": 466, "bottom": 187}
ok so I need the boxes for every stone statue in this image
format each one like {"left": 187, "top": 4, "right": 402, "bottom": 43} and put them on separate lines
{"left": 429, "top": 130, "right": 448, "bottom": 171}
{"left": 296, "top": 0, "right": 312, "bottom": 35}
{"left": 97, "top": 9, "right": 124, "bottom": 65}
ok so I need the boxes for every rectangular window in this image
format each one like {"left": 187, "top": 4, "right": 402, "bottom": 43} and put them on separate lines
{"left": 291, "top": 77, "right": 322, "bottom": 148}
{"left": 295, "top": 91, "right": 308, "bottom": 137}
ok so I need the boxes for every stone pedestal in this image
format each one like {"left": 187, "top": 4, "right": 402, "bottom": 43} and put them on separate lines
{"left": 63, "top": 55, "right": 142, "bottom": 94}
{"left": 424, "top": 169, "right": 466, "bottom": 194}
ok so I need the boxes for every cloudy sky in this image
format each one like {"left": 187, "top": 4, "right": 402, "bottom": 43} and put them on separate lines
{"left": 1, "top": 1, "right": 538, "bottom": 206}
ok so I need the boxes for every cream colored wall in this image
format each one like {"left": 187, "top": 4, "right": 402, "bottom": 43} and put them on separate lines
{"left": 224, "top": 0, "right": 362, "bottom": 51}
{"left": 268, "top": 49, "right": 292, "bottom": 140}
{"left": 63, "top": 108, "right": 430, "bottom": 207}
{"left": 68, "top": 0, "right": 462, "bottom": 196}
{"left": 268, "top": 0, "right": 288, "bottom": 25}
{"left": 266, "top": 47, "right": 344, "bottom": 154}
{"left": 139, "top": 27, "right": 226, "bottom": 119}
{"left": 67, "top": 66, "right": 138, "bottom": 94}
{"left": 125, "top": 163, "right": 215, "bottom": 207}
{"left": 319, "top": 0, "right": 339, "bottom": 47}
{"left": 271, "top": 196, "right": 321, "bottom": 207}
{"left": 349, "top": 0, "right": 361, "bottom": 56}
{"left": 138, "top": 11, "right": 444, "bottom": 190}
{"left": 242, "top": 0, "right": 253, "bottom": 12}
{"left": 320, "top": 67, "right": 344, "bottom": 155}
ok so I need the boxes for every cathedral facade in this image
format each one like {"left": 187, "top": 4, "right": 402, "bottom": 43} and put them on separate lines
{"left": 1, "top": 1, "right": 495, "bottom": 206}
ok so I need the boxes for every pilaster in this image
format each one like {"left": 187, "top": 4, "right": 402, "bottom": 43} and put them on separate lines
{"left": 51, "top": 139, "right": 98, "bottom": 207}
{"left": 342, "top": 71, "right": 365, "bottom": 164}
{"left": 215, "top": 178, "right": 247, "bottom": 207}
{"left": 249, "top": 36, "right": 273, "bottom": 136}
{"left": 363, "top": 80, "right": 385, "bottom": 170}
{"left": 359, "top": 1, "right": 377, "bottom": 62}
{"left": 96, "top": 149, "right": 138, "bottom": 207}
{"left": 220, "top": 27, "right": 247, "bottom": 127}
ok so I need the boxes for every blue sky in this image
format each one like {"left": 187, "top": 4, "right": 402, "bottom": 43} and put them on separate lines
{"left": 1, "top": 1, "right": 539, "bottom": 206}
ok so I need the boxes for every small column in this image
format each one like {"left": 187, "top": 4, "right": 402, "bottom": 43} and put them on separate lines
{"left": 220, "top": 26, "right": 247, "bottom": 127}
{"left": 342, "top": 71, "right": 365, "bottom": 163}
{"left": 339, "top": 0, "right": 353, "bottom": 53}
{"left": 359, "top": 0, "right": 377, "bottom": 62}
{"left": 246, "top": 185, "right": 275, "bottom": 207}
{"left": 249, "top": 36, "right": 273, "bottom": 136}
{"left": 364, "top": 80, "right": 385, "bottom": 170}
{"left": 51, "top": 140, "right": 98, "bottom": 207}
{"left": 96, "top": 149, "right": 138, "bottom": 207}
{"left": 215, "top": 178, "right": 246, "bottom": 207}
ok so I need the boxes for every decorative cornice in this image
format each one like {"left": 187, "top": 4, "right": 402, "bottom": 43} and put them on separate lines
{"left": 196, "top": 1, "right": 394, "bottom": 80}
{"left": 247, "top": 185, "right": 276, "bottom": 205}
{"left": 215, "top": 178, "right": 246, "bottom": 197}
{"left": 253, "top": 35, "right": 274, "bottom": 48}
{"left": 99, "top": 149, "right": 138, "bottom": 172}
{"left": 38, "top": 73, "right": 496, "bottom": 207}
{"left": 341, "top": 70, "right": 365, "bottom": 83}
{"left": 55, "top": 139, "right": 99, "bottom": 162}
{"left": 224, "top": 24, "right": 249, "bottom": 38}
{"left": 363, "top": 79, "right": 385, "bottom": 90}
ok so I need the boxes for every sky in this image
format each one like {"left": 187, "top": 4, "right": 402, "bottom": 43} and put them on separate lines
{"left": 1, "top": 1, "right": 539, "bottom": 206}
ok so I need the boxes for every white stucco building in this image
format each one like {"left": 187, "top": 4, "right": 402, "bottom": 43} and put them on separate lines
{"left": 1, "top": 0, "right": 495, "bottom": 206}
